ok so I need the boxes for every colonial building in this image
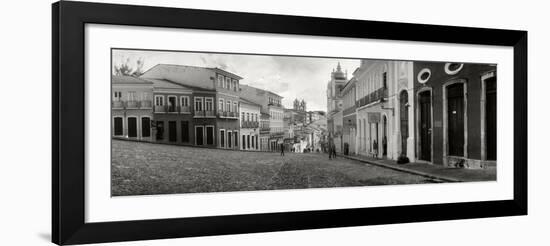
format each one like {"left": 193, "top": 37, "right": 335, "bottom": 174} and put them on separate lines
{"left": 239, "top": 98, "right": 261, "bottom": 151}
{"left": 140, "top": 64, "right": 243, "bottom": 150}
{"left": 326, "top": 62, "right": 347, "bottom": 151}
{"left": 354, "top": 60, "right": 415, "bottom": 161}
{"left": 111, "top": 75, "right": 154, "bottom": 141}
{"left": 341, "top": 76, "right": 357, "bottom": 155}
{"left": 413, "top": 62, "right": 496, "bottom": 168}
{"left": 240, "top": 85, "right": 284, "bottom": 151}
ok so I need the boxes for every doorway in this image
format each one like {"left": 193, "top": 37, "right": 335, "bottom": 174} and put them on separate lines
{"left": 485, "top": 77, "right": 497, "bottom": 160}
{"left": 195, "top": 126, "right": 204, "bottom": 145}
{"left": 127, "top": 117, "right": 137, "bottom": 138}
{"left": 168, "top": 121, "right": 177, "bottom": 142}
{"left": 419, "top": 91, "right": 432, "bottom": 161}
{"left": 399, "top": 90, "right": 409, "bottom": 156}
{"left": 447, "top": 83, "right": 465, "bottom": 156}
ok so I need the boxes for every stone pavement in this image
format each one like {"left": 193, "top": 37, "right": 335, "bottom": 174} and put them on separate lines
{"left": 343, "top": 155, "right": 497, "bottom": 182}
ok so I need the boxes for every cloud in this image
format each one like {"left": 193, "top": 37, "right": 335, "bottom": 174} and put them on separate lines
{"left": 112, "top": 49, "right": 359, "bottom": 111}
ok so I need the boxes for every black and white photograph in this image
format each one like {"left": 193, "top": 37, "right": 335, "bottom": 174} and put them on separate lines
{"left": 111, "top": 49, "right": 497, "bottom": 196}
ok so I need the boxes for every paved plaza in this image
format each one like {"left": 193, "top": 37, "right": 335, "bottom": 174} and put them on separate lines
{"left": 112, "top": 140, "right": 443, "bottom": 196}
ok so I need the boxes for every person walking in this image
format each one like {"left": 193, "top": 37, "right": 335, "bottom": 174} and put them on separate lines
{"left": 280, "top": 143, "right": 285, "bottom": 156}
{"left": 372, "top": 139, "right": 378, "bottom": 159}
{"left": 328, "top": 141, "right": 333, "bottom": 160}
{"left": 331, "top": 142, "right": 337, "bottom": 159}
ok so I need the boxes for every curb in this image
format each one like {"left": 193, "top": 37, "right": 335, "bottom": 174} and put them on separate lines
{"left": 342, "top": 155, "right": 462, "bottom": 183}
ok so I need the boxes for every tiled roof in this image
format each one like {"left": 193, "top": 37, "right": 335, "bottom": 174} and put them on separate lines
{"left": 112, "top": 75, "right": 153, "bottom": 84}
{"left": 142, "top": 78, "right": 215, "bottom": 92}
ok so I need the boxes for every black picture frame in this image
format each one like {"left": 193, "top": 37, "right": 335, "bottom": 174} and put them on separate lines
{"left": 52, "top": 1, "right": 527, "bottom": 245}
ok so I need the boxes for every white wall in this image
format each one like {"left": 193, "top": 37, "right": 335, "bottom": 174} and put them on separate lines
{"left": 0, "top": 0, "right": 548, "bottom": 246}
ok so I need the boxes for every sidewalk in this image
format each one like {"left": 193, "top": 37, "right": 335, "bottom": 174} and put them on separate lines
{"left": 343, "top": 155, "right": 496, "bottom": 182}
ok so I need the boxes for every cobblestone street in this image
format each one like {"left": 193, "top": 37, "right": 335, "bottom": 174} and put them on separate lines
{"left": 112, "top": 140, "right": 437, "bottom": 196}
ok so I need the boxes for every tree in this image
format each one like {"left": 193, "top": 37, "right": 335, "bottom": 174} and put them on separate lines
{"left": 114, "top": 57, "right": 144, "bottom": 77}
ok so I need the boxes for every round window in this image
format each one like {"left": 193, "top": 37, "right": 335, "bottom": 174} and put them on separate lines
{"left": 445, "top": 63, "right": 464, "bottom": 75}
{"left": 417, "top": 68, "right": 431, "bottom": 84}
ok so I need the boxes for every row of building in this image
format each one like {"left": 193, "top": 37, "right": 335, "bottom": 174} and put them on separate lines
{"left": 112, "top": 64, "right": 287, "bottom": 152}
{"left": 327, "top": 60, "right": 497, "bottom": 169}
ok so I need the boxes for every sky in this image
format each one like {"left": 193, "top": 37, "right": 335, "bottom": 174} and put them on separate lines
{"left": 112, "top": 49, "right": 360, "bottom": 111}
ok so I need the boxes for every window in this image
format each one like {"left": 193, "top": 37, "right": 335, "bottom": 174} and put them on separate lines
{"left": 445, "top": 63, "right": 464, "bottom": 75}
{"left": 205, "top": 97, "right": 213, "bottom": 111}
{"left": 247, "top": 113, "right": 250, "bottom": 121}
{"left": 219, "top": 98, "right": 224, "bottom": 112}
{"left": 167, "top": 96, "right": 177, "bottom": 112}
{"left": 417, "top": 68, "right": 431, "bottom": 84}
{"left": 114, "top": 117, "right": 123, "bottom": 136}
{"left": 154, "top": 95, "right": 164, "bottom": 106}
{"left": 225, "top": 78, "right": 231, "bottom": 89}
{"left": 382, "top": 72, "right": 388, "bottom": 89}
{"left": 141, "top": 117, "right": 151, "bottom": 137}
{"left": 242, "top": 112, "right": 245, "bottom": 122}
{"left": 128, "top": 91, "right": 136, "bottom": 101}
{"left": 181, "top": 121, "right": 189, "bottom": 142}
{"left": 217, "top": 75, "right": 224, "bottom": 87}
{"left": 194, "top": 97, "right": 203, "bottom": 111}
{"left": 226, "top": 101, "right": 231, "bottom": 112}
{"left": 233, "top": 102, "right": 238, "bottom": 113}
{"left": 220, "top": 129, "right": 225, "bottom": 148}
{"left": 114, "top": 91, "right": 122, "bottom": 101}
{"left": 233, "top": 80, "right": 238, "bottom": 91}
{"left": 180, "top": 96, "right": 189, "bottom": 107}
{"left": 142, "top": 92, "right": 151, "bottom": 101}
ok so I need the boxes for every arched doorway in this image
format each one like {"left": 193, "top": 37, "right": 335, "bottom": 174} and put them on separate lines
{"left": 399, "top": 90, "right": 409, "bottom": 157}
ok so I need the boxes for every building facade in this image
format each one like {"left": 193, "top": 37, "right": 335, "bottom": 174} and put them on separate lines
{"left": 239, "top": 99, "right": 261, "bottom": 151}
{"left": 326, "top": 63, "right": 348, "bottom": 149}
{"left": 111, "top": 76, "right": 154, "bottom": 141}
{"left": 240, "top": 85, "right": 284, "bottom": 151}
{"left": 354, "top": 60, "right": 415, "bottom": 161}
{"left": 341, "top": 77, "right": 357, "bottom": 155}
{"left": 413, "top": 62, "right": 496, "bottom": 168}
{"left": 141, "top": 64, "right": 243, "bottom": 149}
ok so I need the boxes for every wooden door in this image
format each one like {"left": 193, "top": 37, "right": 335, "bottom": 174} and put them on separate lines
{"left": 486, "top": 77, "right": 497, "bottom": 160}
{"left": 196, "top": 126, "right": 204, "bottom": 145}
{"left": 419, "top": 91, "right": 431, "bottom": 161}
{"left": 141, "top": 117, "right": 150, "bottom": 138}
{"left": 168, "top": 121, "right": 177, "bottom": 142}
{"left": 128, "top": 117, "right": 137, "bottom": 138}
{"left": 447, "top": 83, "right": 464, "bottom": 156}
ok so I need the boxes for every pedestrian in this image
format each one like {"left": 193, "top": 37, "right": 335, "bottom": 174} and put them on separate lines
{"left": 331, "top": 142, "right": 337, "bottom": 159}
{"left": 280, "top": 143, "right": 285, "bottom": 156}
{"left": 372, "top": 139, "right": 378, "bottom": 158}
{"left": 328, "top": 142, "right": 333, "bottom": 159}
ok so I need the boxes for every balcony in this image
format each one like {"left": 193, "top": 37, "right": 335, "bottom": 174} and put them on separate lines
{"left": 194, "top": 111, "right": 205, "bottom": 117}
{"left": 357, "top": 87, "right": 388, "bottom": 107}
{"left": 140, "top": 100, "right": 152, "bottom": 108}
{"left": 167, "top": 105, "right": 178, "bottom": 113}
{"left": 112, "top": 101, "right": 124, "bottom": 109}
{"left": 180, "top": 106, "right": 191, "bottom": 113}
{"left": 126, "top": 100, "right": 139, "bottom": 108}
{"left": 205, "top": 110, "right": 215, "bottom": 117}
{"left": 154, "top": 105, "right": 166, "bottom": 113}
{"left": 241, "top": 121, "right": 259, "bottom": 128}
